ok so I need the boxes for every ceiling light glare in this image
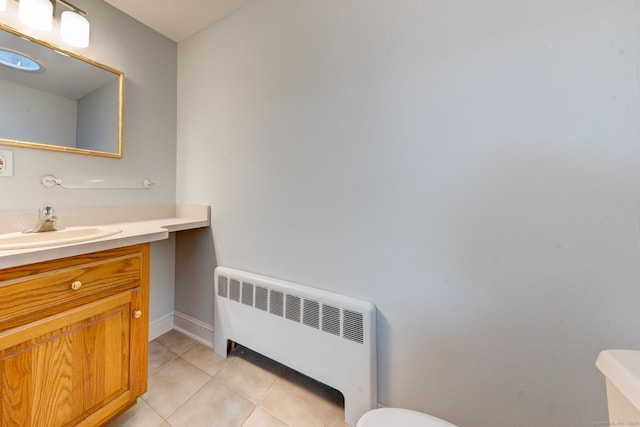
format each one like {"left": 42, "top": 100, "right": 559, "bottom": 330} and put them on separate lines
{"left": 19, "top": 0, "right": 53, "bottom": 32}
{"left": 61, "top": 10, "right": 90, "bottom": 48}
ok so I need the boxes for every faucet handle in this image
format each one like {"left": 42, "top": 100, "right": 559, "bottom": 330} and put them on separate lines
{"left": 37, "top": 206, "right": 59, "bottom": 225}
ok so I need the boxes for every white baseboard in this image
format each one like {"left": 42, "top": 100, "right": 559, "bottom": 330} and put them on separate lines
{"left": 173, "top": 311, "right": 214, "bottom": 348}
{"left": 148, "top": 311, "right": 214, "bottom": 347}
{"left": 149, "top": 312, "right": 175, "bottom": 341}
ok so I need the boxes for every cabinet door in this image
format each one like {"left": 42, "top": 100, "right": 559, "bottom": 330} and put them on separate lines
{"left": 0, "top": 290, "right": 142, "bottom": 427}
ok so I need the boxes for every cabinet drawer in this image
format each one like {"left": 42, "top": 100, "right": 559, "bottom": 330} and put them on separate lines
{"left": 0, "top": 246, "right": 144, "bottom": 330}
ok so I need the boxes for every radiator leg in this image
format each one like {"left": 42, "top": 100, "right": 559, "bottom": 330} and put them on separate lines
{"left": 227, "top": 340, "right": 237, "bottom": 355}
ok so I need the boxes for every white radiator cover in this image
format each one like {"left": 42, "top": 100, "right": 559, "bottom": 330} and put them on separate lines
{"left": 214, "top": 266, "right": 378, "bottom": 426}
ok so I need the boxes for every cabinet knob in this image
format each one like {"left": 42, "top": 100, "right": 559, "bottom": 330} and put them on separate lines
{"left": 133, "top": 310, "right": 142, "bottom": 319}
{"left": 71, "top": 281, "right": 82, "bottom": 290}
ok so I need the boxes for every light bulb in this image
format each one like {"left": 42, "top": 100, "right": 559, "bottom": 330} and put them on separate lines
{"left": 0, "top": 0, "right": 6, "bottom": 13}
{"left": 61, "top": 11, "right": 90, "bottom": 48}
{"left": 19, "top": 0, "right": 53, "bottom": 32}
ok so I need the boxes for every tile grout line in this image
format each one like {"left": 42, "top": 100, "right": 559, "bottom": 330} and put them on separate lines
{"left": 217, "top": 351, "right": 292, "bottom": 426}
{"left": 137, "top": 332, "right": 347, "bottom": 427}
{"left": 213, "top": 356, "right": 268, "bottom": 407}
{"left": 145, "top": 341, "right": 183, "bottom": 426}
{"left": 152, "top": 369, "right": 215, "bottom": 424}
{"left": 255, "top": 375, "right": 293, "bottom": 427}
{"left": 145, "top": 338, "right": 216, "bottom": 425}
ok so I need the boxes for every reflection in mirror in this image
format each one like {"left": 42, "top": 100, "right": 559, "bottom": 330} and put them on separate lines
{"left": 0, "top": 24, "right": 123, "bottom": 158}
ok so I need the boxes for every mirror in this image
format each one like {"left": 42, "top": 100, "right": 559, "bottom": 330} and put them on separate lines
{"left": 0, "top": 24, "right": 123, "bottom": 158}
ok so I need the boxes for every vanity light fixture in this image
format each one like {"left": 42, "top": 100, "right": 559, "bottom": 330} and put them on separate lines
{"left": 18, "top": 0, "right": 52, "bottom": 31}
{"left": 18, "top": 0, "right": 90, "bottom": 48}
{"left": 59, "top": 6, "right": 89, "bottom": 47}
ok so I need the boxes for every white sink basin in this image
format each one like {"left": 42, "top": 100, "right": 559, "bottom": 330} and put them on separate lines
{"left": 0, "top": 226, "right": 122, "bottom": 250}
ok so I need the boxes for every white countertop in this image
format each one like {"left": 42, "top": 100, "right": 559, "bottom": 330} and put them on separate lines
{"left": 0, "top": 205, "right": 210, "bottom": 269}
{"left": 596, "top": 349, "right": 640, "bottom": 410}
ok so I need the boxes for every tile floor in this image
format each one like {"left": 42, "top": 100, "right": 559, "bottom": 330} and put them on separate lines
{"left": 108, "top": 330, "right": 349, "bottom": 427}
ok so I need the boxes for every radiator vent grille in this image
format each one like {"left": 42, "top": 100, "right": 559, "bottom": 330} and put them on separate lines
{"left": 343, "top": 309, "right": 364, "bottom": 344}
{"left": 218, "top": 276, "right": 228, "bottom": 298}
{"left": 303, "top": 300, "right": 320, "bottom": 329}
{"left": 255, "top": 286, "right": 269, "bottom": 312}
{"left": 269, "top": 290, "right": 284, "bottom": 317}
{"left": 242, "top": 282, "right": 254, "bottom": 306}
{"left": 230, "top": 279, "right": 240, "bottom": 302}
{"left": 286, "top": 295, "right": 301, "bottom": 322}
{"left": 217, "top": 275, "right": 366, "bottom": 345}
{"left": 322, "top": 304, "right": 341, "bottom": 336}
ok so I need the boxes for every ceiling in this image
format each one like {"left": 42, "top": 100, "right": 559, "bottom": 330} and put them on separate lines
{"left": 103, "top": 0, "right": 251, "bottom": 42}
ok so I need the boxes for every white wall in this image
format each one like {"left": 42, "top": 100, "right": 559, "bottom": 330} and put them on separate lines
{"left": 0, "top": 80, "right": 77, "bottom": 147}
{"left": 77, "top": 79, "right": 120, "bottom": 152}
{"left": 176, "top": 0, "right": 640, "bottom": 425}
{"left": 0, "top": 1, "right": 178, "bottom": 326}
{"left": 0, "top": 0, "right": 176, "bottom": 210}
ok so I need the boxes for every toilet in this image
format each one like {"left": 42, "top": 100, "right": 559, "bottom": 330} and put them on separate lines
{"left": 357, "top": 408, "right": 457, "bottom": 427}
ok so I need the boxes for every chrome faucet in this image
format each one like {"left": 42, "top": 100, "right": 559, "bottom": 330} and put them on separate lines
{"left": 24, "top": 206, "right": 64, "bottom": 233}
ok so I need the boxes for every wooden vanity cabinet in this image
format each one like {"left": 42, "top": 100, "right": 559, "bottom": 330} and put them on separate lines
{"left": 0, "top": 244, "right": 150, "bottom": 427}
